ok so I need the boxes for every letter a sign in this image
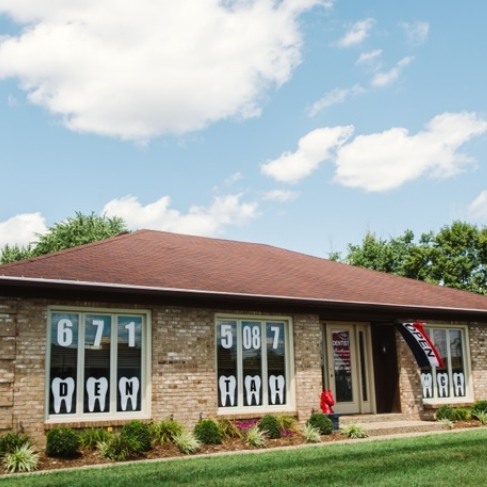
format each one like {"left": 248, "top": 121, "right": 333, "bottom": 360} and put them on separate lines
{"left": 396, "top": 322, "right": 444, "bottom": 368}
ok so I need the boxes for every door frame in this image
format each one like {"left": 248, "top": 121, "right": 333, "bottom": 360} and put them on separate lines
{"left": 323, "top": 322, "right": 376, "bottom": 415}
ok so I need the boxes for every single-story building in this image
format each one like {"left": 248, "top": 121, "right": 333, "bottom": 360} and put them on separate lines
{"left": 1, "top": 229, "right": 487, "bottom": 442}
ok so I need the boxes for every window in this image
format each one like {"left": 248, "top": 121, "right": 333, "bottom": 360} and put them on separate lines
{"left": 420, "top": 326, "right": 469, "bottom": 401}
{"left": 47, "top": 308, "right": 150, "bottom": 420}
{"left": 216, "top": 317, "right": 293, "bottom": 411}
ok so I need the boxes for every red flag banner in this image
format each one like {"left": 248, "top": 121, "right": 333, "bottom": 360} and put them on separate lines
{"left": 396, "top": 322, "right": 444, "bottom": 368}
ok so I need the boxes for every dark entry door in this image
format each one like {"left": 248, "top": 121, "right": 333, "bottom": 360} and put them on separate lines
{"left": 371, "top": 324, "right": 400, "bottom": 413}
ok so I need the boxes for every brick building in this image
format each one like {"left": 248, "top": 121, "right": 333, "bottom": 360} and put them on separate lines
{"left": 1, "top": 230, "right": 487, "bottom": 443}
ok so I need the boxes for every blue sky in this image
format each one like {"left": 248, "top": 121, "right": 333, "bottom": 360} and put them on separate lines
{"left": 1, "top": 0, "right": 486, "bottom": 259}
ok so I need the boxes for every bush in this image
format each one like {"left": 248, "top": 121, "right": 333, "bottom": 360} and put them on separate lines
{"left": 307, "top": 413, "right": 333, "bottom": 435}
{"left": 245, "top": 425, "right": 266, "bottom": 447}
{"left": 79, "top": 428, "right": 111, "bottom": 451}
{"left": 2, "top": 444, "right": 39, "bottom": 473}
{"left": 302, "top": 423, "right": 321, "bottom": 443}
{"left": 451, "top": 407, "right": 471, "bottom": 421}
{"left": 45, "top": 427, "right": 80, "bottom": 458}
{"left": 0, "top": 432, "right": 31, "bottom": 455}
{"left": 344, "top": 423, "right": 368, "bottom": 439}
{"left": 193, "top": 419, "right": 222, "bottom": 445}
{"left": 121, "top": 420, "right": 152, "bottom": 453}
{"left": 150, "top": 419, "right": 184, "bottom": 445}
{"left": 436, "top": 405, "right": 455, "bottom": 421}
{"left": 471, "top": 400, "right": 487, "bottom": 417}
{"left": 172, "top": 430, "right": 200, "bottom": 454}
{"left": 258, "top": 415, "right": 281, "bottom": 439}
{"left": 217, "top": 419, "right": 242, "bottom": 439}
{"left": 98, "top": 434, "right": 139, "bottom": 461}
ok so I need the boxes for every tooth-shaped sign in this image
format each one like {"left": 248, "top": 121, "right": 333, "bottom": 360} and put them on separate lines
{"left": 244, "top": 375, "right": 261, "bottom": 406}
{"left": 218, "top": 375, "right": 237, "bottom": 406}
{"left": 269, "top": 375, "right": 285, "bottom": 405}
{"left": 218, "top": 375, "right": 237, "bottom": 407}
{"left": 51, "top": 377, "right": 75, "bottom": 414}
{"left": 421, "top": 372, "right": 433, "bottom": 398}
{"left": 437, "top": 372, "right": 449, "bottom": 397}
{"left": 86, "top": 377, "right": 109, "bottom": 412}
{"left": 453, "top": 372, "right": 465, "bottom": 397}
{"left": 119, "top": 377, "right": 140, "bottom": 411}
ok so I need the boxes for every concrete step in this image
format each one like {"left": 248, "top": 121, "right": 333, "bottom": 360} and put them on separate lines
{"left": 336, "top": 414, "right": 452, "bottom": 437}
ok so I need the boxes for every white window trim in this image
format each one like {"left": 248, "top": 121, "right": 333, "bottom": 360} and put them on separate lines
{"left": 216, "top": 314, "right": 295, "bottom": 415}
{"left": 421, "top": 324, "right": 472, "bottom": 405}
{"left": 45, "top": 306, "right": 152, "bottom": 423}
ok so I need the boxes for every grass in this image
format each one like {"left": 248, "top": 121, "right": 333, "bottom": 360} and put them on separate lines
{"left": 1, "top": 429, "right": 486, "bottom": 486}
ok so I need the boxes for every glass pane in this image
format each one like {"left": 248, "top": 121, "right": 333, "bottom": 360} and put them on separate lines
{"left": 242, "top": 321, "right": 262, "bottom": 406}
{"left": 84, "top": 314, "right": 111, "bottom": 413}
{"left": 432, "top": 329, "right": 449, "bottom": 398}
{"left": 117, "top": 316, "right": 142, "bottom": 412}
{"left": 266, "top": 322, "right": 286, "bottom": 405}
{"left": 49, "top": 312, "right": 79, "bottom": 415}
{"left": 217, "top": 321, "right": 238, "bottom": 407}
{"left": 450, "top": 329, "right": 466, "bottom": 397}
{"left": 332, "top": 330, "right": 353, "bottom": 402}
{"left": 358, "top": 331, "right": 367, "bottom": 402}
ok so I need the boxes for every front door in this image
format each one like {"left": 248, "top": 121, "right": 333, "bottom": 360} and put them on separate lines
{"left": 325, "top": 323, "right": 374, "bottom": 414}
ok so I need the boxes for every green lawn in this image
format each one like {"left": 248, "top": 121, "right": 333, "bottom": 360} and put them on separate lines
{"left": 1, "top": 429, "right": 486, "bottom": 487}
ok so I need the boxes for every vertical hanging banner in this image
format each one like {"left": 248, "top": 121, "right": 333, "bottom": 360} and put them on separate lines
{"left": 396, "top": 322, "right": 444, "bottom": 368}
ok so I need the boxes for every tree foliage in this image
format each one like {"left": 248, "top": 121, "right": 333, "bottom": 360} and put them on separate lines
{"left": 333, "top": 221, "right": 487, "bottom": 295}
{"left": 1, "top": 212, "right": 127, "bottom": 264}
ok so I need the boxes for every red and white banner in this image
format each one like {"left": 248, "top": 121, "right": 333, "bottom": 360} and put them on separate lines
{"left": 397, "top": 322, "right": 444, "bottom": 368}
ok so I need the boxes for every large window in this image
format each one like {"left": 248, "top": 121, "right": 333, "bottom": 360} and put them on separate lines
{"left": 420, "top": 326, "right": 469, "bottom": 401}
{"left": 47, "top": 308, "right": 150, "bottom": 420}
{"left": 216, "top": 317, "right": 293, "bottom": 411}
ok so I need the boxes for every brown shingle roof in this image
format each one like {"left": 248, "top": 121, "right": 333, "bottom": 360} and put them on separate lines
{"left": 1, "top": 229, "right": 487, "bottom": 313}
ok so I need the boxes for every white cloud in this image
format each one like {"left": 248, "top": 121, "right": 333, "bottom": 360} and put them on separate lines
{"left": 468, "top": 191, "right": 487, "bottom": 219}
{"left": 356, "top": 49, "right": 382, "bottom": 65}
{"left": 261, "top": 126, "right": 354, "bottom": 183}
{"left": 401, "top": 21, "right": 430, "bottom": 46}
{"left": 263, "top": 189, "right": 298, "bottom": 202}
{"left": 371, "top": 56, "right": 414, "bottom": 87}
{"left": 335, "top": 18, "right": 375, "bottom": 48}
{"left": 308, "top": 84, "right": 365, "bottom": 116}
{"left": 224, "top": 172, "right": 244, "bottom": 186}
{"left": 102, "top": 193, "right": 258, "bottom": 236}
{"left": 334, "top": 112, "right": 487, "bottom": 192}
{"left": 0, "top": 0, "right": 325, "bottom": 141}
{"left": 0, "top": 212, "right": 47, "bottom": 247}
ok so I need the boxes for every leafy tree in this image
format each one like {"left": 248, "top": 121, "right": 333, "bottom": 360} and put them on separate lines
{"left": 335, "top": 221, "right": 487, "bottom": 295}
{"left": 1, "top": 212, "right": 127, "bottom": 264}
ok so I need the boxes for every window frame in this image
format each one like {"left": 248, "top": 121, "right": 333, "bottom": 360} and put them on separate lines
{"left": 420, "top": 324, "right": 472, "bottom": 404}
{"left": 216, "top": 314, "right": 295, "bottom": 415}
{"left": 45, "top": 306, "right": 151, "bottom": 423}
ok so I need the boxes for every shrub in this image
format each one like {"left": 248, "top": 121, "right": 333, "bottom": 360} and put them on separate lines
{"left": 2, "top": 444, "right": 39, "bottom": 473}
{"left": 121, "top": 420, "right": 152, "bottom": 453}
{"left": 245, "top": 425, "right": 266, "bottom": 447}
{"left": 194, "top": 419, "right": 222, "bottom": 445}
{"left": 451, "top": 407, "right": 471, "bottom": 421}
{"left": 150, "top": 419, "right": 184, "bottom": 445}
{"left": 344, "top": 423, "right": 368, "bottom": 439}
{"left": 45, "top": 427, "right": 80, "bottom": 458}
{"left": 474, "top": 411, "right": 487, "bottom": 425}
{"left": 277, "top": 415, "right": 298, "bottom": 432}
{"left": 302, "top": 423, "right": 321, "bottom": 443}
{"left": 307, "top": 413, "right": 333, "bottom": 435}
{"left": 172, "top": 430, "right": 200, "bottom": 454}
{"left": 217, "top": 419, "right": 242, "bottom": 439}
{"left": 258, "top": 415, "right": 281, "bottom": 439}
{"left": 436, "top": 405, "right": 455, "bottom": 421}
{"left": 79, "top": 428, "right": 111, "bottom": 451}
{"left": 0, "top": 432, "right": 31, "bottom": 455}
{"left": 98, "top": 434, "right": 139, "bottom": 461}
{"left": 471, "top": 400, "right": 487, "bottom": 417}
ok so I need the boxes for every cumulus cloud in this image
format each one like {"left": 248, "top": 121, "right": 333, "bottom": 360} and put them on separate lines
{"left": 0, "top": 0, "right": 325, "bottom": 141}
{"left": 356, "top": 49, "right": 382, "bottom": 65}
{"left": 102, "top": 193, "right": 258, "bottom": 236}
{"left": 0, "top": 212, "right": 47, "bottom": 247}
{"left": 468, "top": 191, "right": 487, "bottom": 220}
{"left": 371, "top": 56, "right": 414, "bottom": 87}
{"left": 261, "top": 126, "right": 354, "bottom": 183}
{"left": 308, "top": 84, "right": 365, "bottom": 116}
{"left": 334, "top": 112, "right": 487, "bottom": 191}
{"left": 401, "top": 21, "right": 430, "bottom": 46}
{"left": 335, "top": 18, "right": 375, "bottom": 47}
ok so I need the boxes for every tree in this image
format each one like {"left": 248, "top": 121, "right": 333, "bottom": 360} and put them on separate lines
{"left": 1, "top": 212, "right": 128, "bottom": 264}
{"left": 335, "top": 221, "right": 487, "bottom": 295}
